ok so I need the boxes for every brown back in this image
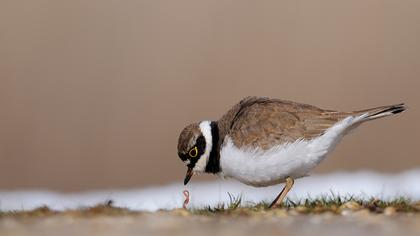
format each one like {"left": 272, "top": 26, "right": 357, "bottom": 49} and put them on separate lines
{"left": 218, "top": 97, "right": 403, "bottom": 149}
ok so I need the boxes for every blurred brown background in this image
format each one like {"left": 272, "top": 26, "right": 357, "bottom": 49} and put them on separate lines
{"left": 1, "top": 1, "right": 419, "bottom": 191}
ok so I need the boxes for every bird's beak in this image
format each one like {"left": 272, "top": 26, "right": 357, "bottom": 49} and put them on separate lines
{"left": 184, "top": 167, "right": 193, "bottom": 185}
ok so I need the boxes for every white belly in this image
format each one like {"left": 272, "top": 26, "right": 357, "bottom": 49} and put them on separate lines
{"left": 219, "top": 115, "right": 366, "bottom": 187}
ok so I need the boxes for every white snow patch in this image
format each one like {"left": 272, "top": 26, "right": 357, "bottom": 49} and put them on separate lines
{"left": 1, "top": 169, "right": 420, "bottom": 212}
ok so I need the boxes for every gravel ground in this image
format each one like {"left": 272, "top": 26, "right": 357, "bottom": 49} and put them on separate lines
{"left": 1, "top": 210, "right": 420, "bottom": 236}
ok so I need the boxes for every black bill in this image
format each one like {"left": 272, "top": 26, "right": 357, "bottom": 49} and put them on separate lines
{"left": 184, "top": 167, "right": 193, "bottom": 185}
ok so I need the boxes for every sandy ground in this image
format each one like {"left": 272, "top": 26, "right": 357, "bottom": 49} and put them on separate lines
{"left": 1, "top": 209, "right": 420, "bottom": 236}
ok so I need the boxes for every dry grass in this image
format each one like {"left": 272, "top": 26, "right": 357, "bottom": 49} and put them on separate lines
{"left": 193, "top": 195, "right": 420, "bottom": 215}
{"left": 1, "top": 197, "right": 419, "bottom": 218}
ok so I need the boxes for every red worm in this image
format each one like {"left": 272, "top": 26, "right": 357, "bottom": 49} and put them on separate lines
{"left": 183, "top": 190, "right": 190, "bottom": 209}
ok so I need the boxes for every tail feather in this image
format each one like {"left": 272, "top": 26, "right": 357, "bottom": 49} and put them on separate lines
{"left": 339, "top": 103, "right": 406, "bottom": 134}
{"left": 356, "top": 103, "right": 406, "bottom": 121}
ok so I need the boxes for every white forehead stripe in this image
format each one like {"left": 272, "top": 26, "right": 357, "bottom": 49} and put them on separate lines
{"left": 193, "top": 121, "right": 213, "bottom": 172}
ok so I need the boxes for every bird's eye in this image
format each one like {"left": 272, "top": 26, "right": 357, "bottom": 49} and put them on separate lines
{"left": 189, "top": 146, "right": 198, "bottom": 158}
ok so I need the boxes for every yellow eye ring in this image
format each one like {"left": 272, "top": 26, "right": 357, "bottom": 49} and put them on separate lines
{"left": 189, "top": 146, "right": 198, "bottom": 158}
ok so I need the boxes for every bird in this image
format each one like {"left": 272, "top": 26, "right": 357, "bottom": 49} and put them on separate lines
{"left": 177, "top": 96, "right": 406, "bottom": 208}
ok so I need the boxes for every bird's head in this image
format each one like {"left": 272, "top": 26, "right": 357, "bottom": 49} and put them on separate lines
{"left": 177, "top": 121, "right": 213, "bottom": 185}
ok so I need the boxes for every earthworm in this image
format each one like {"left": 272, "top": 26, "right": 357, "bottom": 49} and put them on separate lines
{"left": 183, "top": 190, "right": 190, "bottom": 209}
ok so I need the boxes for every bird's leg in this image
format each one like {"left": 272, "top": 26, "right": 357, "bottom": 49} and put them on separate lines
{"left": 269, "top": 177, "right": 294, "bottom": 208}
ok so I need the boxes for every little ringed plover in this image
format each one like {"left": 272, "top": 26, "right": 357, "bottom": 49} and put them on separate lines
{"left": 177, "top": 97, "right": 406, "bottom": 208}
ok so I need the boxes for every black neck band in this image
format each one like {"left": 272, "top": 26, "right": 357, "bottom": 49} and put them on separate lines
{"left": 205, "top": 121, "right": 220, "bottom": 174}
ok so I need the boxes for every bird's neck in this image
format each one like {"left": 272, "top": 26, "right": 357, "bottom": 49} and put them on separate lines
{"left": 205, "top": 121, "right": 221, "bottom": 174}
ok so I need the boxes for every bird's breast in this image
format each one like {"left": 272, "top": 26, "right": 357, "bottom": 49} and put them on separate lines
{"left": 219, "top": 138, "right": 324, "bottom": 187}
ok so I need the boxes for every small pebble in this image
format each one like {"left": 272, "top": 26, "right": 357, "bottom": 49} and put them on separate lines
{"left": 295, "top": 206, "right": 308, "bottom": 213}
{"left": 384, "top": 207, "right": 397, "bottom": 216}
{"left": 272, "top": 209, "right": 288, "bottom": 217}
{"left": 339, "top": 201, "right": 361, "bottom": 211}
{"left": 340, "top": 209, "right": 352, "bottom": 216}
{"left": 172, "top": 209, "right": 190, "bottom": 217}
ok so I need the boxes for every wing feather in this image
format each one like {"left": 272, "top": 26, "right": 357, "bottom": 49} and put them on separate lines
{"left": 227, "top": 97, "right": 341, "bottom": 149}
